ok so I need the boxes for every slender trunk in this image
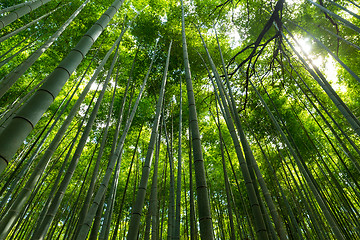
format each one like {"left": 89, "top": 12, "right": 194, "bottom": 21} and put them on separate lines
{"left": 0, "top": 38, "right": 38, "bottom": 68}
{"left": 0, "top": 42, "right": 104, "bottom": 239}
{"left": 0, "top": 74, "right": 45, "bottom": 129}
{"left": 180, "top": 1, "right": 214, "bottom": 238}
{"left": 0, "top": 27, "right": 122, "bottom": 238}
{"left": 111, "top": 126, "right": 143, "bottom": 240}
{"left": 126, "top": 40, "right": 172, "bottom": 240}
{"left": 0, "top": 93, "right": 68, "bottom": 212}
{"left": 78, "top": 41, "right": 159, "bottom": 240}
{"left": 149, "top": 129, "right": 161, "bottom": 240}
{"left": 0, "top": 74, "right": 81, "bottom": 206}
{"left": 0, "top": 0, "right": 91, "bottom": 99}
{"left": 188, "top": 126, "right": 197, "bottom": 240}
{"left": 31, "top": 33, "right": 123, "bottom": 239}
{"left": 289, "top": 21, "right": 360, "bottom": 84}
{"left": 160, "top": 151, "right": 168, "bottom": 240}
{"left": 183, "top": 167, "right": 189, "bottom": 240}
{"left": 0, "top": 0, "right": 53, "bottom": 30}
{"left": 30, "top": 116, "right": 86, "bottom": 237}
{"left": 144, "top": 200, "right": 152, "bottom": 240}
{"left": 250, "top": 78, "right": 345, "bottom": 240}
{"left": 0, "top": 0, "right": 124, "bottom": 174}
{"left": 220, "top": 26, "right": 288, "bottom": 239}
{"left": 215, "top": 105, "right": 235, "bottom": 240}
{"left": 0, "top": 0, "right": 38, "bottom": 14}
{"left": 281, "top": 26, "right": 360, "bottom": 137}
{"left": 281, "top": 58, "right": 360, "bottom": 172}
{"left": 345, "top": 0, "right": 360, "bottom": 9}
{"left": 174, "top": 80, "right": 182, "bottom": 240}
{"left": 97, "top": 40, "right": 129, "bottom": 240}
{"left": 163, "top": 117, "right": 175, "bottom": 240}
{"left": 89, "top": 194, "right": 106, "bottom": 240}
{"left": 307, "top": 0, "right": 360, "bottom": 33}
{"left": 90, "top": 47, "right": 140, "bottom": 240}
{"left": 197, "top": 32, "right": 268, "bottom": 239}
{"left": 0, "top": 85, "right": 96, "bottom": 239}
{"left": 0, "top": 4, "right": 64, "bottom": 43}
{"left": 73, "top": 69, "right": 122, "bottom": 239}
{"left": 251, "top": 130, "right": 303, "bottom": 240}
{"left": 0, "top": 31, "right": 37, "bottom": 66}
{"left": 329, "top": 0, "right": 360, "bottom": 20}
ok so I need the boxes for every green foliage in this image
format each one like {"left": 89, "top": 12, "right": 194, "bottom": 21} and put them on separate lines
{"left": 0, "top": 0, "right": 360, "bottom": 239}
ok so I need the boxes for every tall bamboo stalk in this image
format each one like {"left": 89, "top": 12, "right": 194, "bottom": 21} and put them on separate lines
{"left": 150, "top": 130, "right": 161, "bottom": 240}
{"left": 250, "top": 78, "right": 345, "bottom": 240}
{"left": 0, "top": 0, "right": 38, "bottom": 15}
{"left": 127, "top": 40, "right": 172, "bottom": 240}
{"left": 163, "top": 116, "right": 175, "bottom": 240}
{"left": 180, "top": 1, "right": 214, "bottom": 238}
{"left": 0, "top": 0, "right": 125, "bottom": 174}
{"left": 280, "top": 26, "right": 360, "bottom": 137}
{"left": 0, "top": 0, "right": 91, "bottom": 99}
{"left": 0, "top": 0, "right": 52, "bottom": 29}
{"left": 174, "top": 79, "right": 182, "bottom": 240}
{"left": 197, "top": 28, "right": 269, "bottom": 239}
{"left": 30, "top": 37, "right": 121, "bottom": 240}
{"left": 0, "top": 29, "right": 124, "bottom": 238}
{"left": 0, "top": 4, "right": 64, "bottom": 44}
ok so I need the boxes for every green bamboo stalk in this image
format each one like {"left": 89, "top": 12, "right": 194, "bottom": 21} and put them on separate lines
{"left": 0, "top": 90, "right": 71, "bottom": 212}
{"left": 328, "top": 0, "right": 360, "bottom": 20}
{"left": 187, "top": 126, "right": 197, "bottom": 240}
{"left": 198, "top": 53, "right": 253, "bottom": 239}
{"left": 216, "top": 26, "right": 288, "bottom": 239}
{"left": 90, "top": 74, "right": 120, "bottom": 240}
{"left": 281, "top": 58, "right": 360, "bottom": 169}
{"left": 249, "top": 78, "right": 345, "bottom": 240}
{"left": 182, "top": 167, "right": 189, "bottom": 239}
{"left": 0, "top": 73, "right": 81, "bottom": 205}
{"left": 197, "top": 29, "right": 268, "bottom": 239}
{"left": 28, "top": 115, "right": 88, "bottom": 238}
{"left": 126, "top": 40, "right": 172, "bottom": 240}
{"left": 0, "top": 0, "right": 52, "bottom": 29}
{"left": 149, "top": 131, "right": 161, "bottom": 240}
{"left": 307, "top": 0, "right": 360, "bottom": 33}
{"left": 30, "top": 35, "right": 121, "bottom": 240}
{"left": 163, "top": 116, "right": 175, "bottom": 240}
{"left": 159, "top": 149, "right": 168, "bottom": 240}
{"left": 0, "top": 4, "right": 64, "bottom": 43}
{"left": 89, "top": 194, "right": 106, "bottom": 239}
{"left": 345, "top": 0, "right": 360, "bottom": 9}
{"left": 111, "top": 126, "right": 143, "bottom": 240}
{"left": 73, "top": 72, "right": 121, "bottom": 240}
{"left": 108, "top": 50, "right": 140, "bottom": 240}
{"left": 288, "top": 21, "right": 360, "bottom": 84}
{"left": 0, "top": 0, "right": 38, "bottom": 14}
{"left": 0, "top": 0, "right": 91, "bottom": 99}
{"left": 180, "top": 0, "right": 214, "bottom": 238}
{"left": 0, "top": 88, "right": 94, "bottom": 238}
{"left": 0, "top": 0, "right": 124, "bottom": 174}
{"left": 215, "top": 104, "right": 235, "bottom": 240}
{"left": 0, "top": 29, "right": 122, "bottom": 238}
{"left": 145, "top": 125, "right": 158, "bottom": 240}
{"left": 174, "top": 79, "right": 182, "bottom": 240}
{"left": 144, "top": 200, "right": 152, "bottom": 240}
{"left": 0, "top": 38, "right": 38, "bottom": 68}
{"left": 317, "top": 24, "right": 360, "bottom": 51}
{"left": 78, "top": 41, "right": 159, "bottom": 240}
{"left": 250, "top": 129, "right": 303, "bottom": 240}
{"left": 0, "top": 75, "right": 46, "bottom": 129}
{"left": 280, "top": 26, "right": 360, "bottom": 137}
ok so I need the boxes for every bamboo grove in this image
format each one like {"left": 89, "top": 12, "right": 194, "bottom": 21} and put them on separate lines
{"left": 0, "top": 0, "right": 359, "bottom": 239}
